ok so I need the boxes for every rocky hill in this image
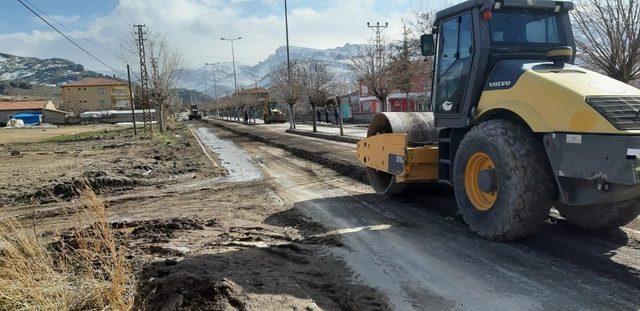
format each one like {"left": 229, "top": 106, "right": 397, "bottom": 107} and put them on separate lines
{"left": 0, "top": 52, "right": 106, "bottom": 86}
{"left": 0, "top": 44, "right": 370, "bottom": 99}
{"left": 180, "top": 44, "right": 367, "bottom": 97}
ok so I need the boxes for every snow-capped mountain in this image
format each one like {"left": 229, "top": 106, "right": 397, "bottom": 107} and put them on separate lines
{"left": 0, "top": 43, "right": 369, "bottom": 96}
{"left": 0, "top": 53, "right": 107, "bottom": 85}
{"left": 180, "top": 44, "right": 367, "bottom": 97}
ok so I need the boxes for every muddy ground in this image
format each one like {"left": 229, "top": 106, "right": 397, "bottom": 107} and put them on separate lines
{"left": 1, "top": 123, "right": 391, "bottom": 310}
{"left": 4, "top": 121, "right": 640, "bottom": 310}
{"left": 0, "top": 125, "right": 224, "bottom": 208}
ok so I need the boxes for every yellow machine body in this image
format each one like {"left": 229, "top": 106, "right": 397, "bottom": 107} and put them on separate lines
{"left": 356, "top": 133, "right": 439, "bottom": 183}
{"left": 476, "top": 66, "right": 640, "bottom": 135}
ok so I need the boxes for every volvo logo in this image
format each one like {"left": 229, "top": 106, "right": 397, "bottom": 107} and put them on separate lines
{"left": 489, "top": 81, "right": 512, "bottom": 88}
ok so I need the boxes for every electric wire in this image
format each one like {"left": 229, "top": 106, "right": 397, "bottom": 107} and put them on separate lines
{"left": 16, "top": 0, "right": 120, "bottom": 72}
{"left": 24, "top": 0, "right": 119, "bottom": 57}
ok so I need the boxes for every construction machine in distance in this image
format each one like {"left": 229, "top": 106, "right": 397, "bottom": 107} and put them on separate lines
{"left": 262, "top": 101, "right": 288, "bottom": 124}
{"left": 356, "top": 0, "right": 640, "bottom": 241}
{"left": 188, "top": 104, "right": 202, "bottom": 120}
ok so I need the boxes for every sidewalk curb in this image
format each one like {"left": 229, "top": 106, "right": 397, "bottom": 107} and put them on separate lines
{"left": 285, "top": 129, "right": 361, "bottom": 144}
{"left": 202, "top": 118, "right": 368, "bottom": 183}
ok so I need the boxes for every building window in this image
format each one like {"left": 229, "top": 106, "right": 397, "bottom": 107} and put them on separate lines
{"left": 99, "top": 100, "right": 107, "bottom": 106}
{"left": 116, "top": 99, "right": 130, "bottom": 108}
{"left": 112, "top": 88, "right": 127, "bottom": 96}
{"left": 99, "top": 88, "right": 106, "bottom": 95}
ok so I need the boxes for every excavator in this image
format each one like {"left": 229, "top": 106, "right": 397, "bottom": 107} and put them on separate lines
{"left": 357, "top": 0, "right": 640, "bottom": 240}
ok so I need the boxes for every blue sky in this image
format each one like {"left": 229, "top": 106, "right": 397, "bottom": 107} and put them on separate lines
{"left": 0, "top": 0, "right": 441, "bottom": 71}
{"left": 3, "top": 1, "right": 113, "bottom": 33}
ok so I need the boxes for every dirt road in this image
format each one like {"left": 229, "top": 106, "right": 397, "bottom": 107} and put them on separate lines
{"left": 3, "top": 122, "right": 639, "bottom": 310}
{"left": 196, "top": 124, "right": 640, "bottom": 310}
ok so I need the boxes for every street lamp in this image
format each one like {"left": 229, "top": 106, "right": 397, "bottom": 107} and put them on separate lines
{"left": 204, "top": 62, "right": 219, "bottom": 99}
{"left": 205, "top": 62, "right": 220, "bottom": 117}
{"left": 284, "top": 0, "right": 291, "bottom": 79}
{"left": 284, "top": 0, "right": 295, "bottom": 129}
{"left": 220, "top": 37, "right": 242, "bottom": 95}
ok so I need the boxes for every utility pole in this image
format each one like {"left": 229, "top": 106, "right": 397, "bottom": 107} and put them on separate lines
{"left": 367, "top": 21, "right": 389, "bottom": 68}
{"left": 284, "top": 0, "right": 295, "bottom": 129}
{"left": 220, "top": 37, "right": 242, "bottom": 94}
{"left": 367, "top": 21, "right": 388, "bottom": 111}
{"left": 221, "top": 37, "right": 242, "bottom": 122}
{"left": 134, "top": 24, "right": 151, "bottom": 136}
{"left": 285, "top": 0, "right": 291, "bottom": 78}
{"left": 204, "top": 62, "right": 219, "bottom": 99}
{"left": 337, "top": 96, "right": 344, "bottom": 136}
{"left": 150, "top": 56, "right": 165, "bottom": 132}
{"left": 126, "top": 64, "right": 137, "bottom": 136}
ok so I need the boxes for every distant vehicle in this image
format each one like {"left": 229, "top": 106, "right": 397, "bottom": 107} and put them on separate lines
{"left": 262, "top": 102, "right": 287, "bottom": 124}
{"left": 188, "top": 104, "right": 201, "bottom": 120}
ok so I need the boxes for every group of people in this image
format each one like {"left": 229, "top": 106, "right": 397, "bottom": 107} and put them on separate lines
{"left": 316, "top": 106, "right": 340, "bottom": 125}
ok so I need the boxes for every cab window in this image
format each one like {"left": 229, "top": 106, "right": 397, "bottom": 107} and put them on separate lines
{"left": 490, "top": 9, "right": 565, "bottom": 46}
{"left": 435, "top": 13, "right": 474, "bottom": 114}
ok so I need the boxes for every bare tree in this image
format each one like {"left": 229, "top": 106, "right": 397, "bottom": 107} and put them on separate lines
{"left": 148, "top": 36, "right": 183, "bottom": 132}
{"left": 300, "top": 61, "right": 336, "bottom": 132}
{"left": 409, "top": 0, "right": 437, "bottom": 35}
{"left": 390, "top": 23, "right": 424, "bottom": 109}
{"left": 573, "top": 0, "right": 640, "bottom": 83}
{"left": 270, "top": 62, "right": 303, "bottom": 129}
{"left": 349, "top": 39, "right": 394, "bottom": 112}
{"left": 57, "top": 95, "right": 86, "bottom": 117}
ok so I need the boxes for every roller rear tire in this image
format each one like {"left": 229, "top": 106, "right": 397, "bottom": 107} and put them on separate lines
{"left": 453, "top": 120, "right": 555, "bottom": 241}
{"left": 556, "top": 198, "right": 640, "bottom": 229}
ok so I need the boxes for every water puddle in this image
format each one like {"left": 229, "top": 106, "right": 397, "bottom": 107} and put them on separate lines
{"left": 194, "top": 128, "right": 262, "bottom": 182}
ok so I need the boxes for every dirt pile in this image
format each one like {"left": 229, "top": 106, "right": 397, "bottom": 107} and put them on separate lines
{"left": 111, "top": 217, "right": 210, "bottom": 243}
{"left": 7, "top": 173, "right": 143, "bottom": 206}
{"left": 139, "top": 274, "right": 249, "bottom": 311}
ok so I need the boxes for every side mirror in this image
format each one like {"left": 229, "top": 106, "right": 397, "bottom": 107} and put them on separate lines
{"left": 420, "top": 34, "right": 435, "bottom": 57}
{"left": 546, "top": 46, "right": 573, "bottom": 66}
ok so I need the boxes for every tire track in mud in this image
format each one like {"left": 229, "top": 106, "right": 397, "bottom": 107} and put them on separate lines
{"left": 209, "top": 125, "right": 640, "bottom": 310}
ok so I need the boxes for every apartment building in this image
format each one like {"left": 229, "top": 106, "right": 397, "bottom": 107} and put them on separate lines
{"left": 61, "top": 77, "right": 131, "bottom": 112}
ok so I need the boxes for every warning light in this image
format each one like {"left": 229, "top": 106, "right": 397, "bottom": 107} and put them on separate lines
{"left": 482, "top": 9, "right": 493, "bottom": 20}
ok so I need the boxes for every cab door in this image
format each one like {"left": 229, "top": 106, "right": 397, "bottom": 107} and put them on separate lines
{"left": 433, "top": 13, "right": 475, "bottom": 118}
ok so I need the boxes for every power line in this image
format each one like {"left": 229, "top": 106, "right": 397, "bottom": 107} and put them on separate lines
{"left": 107, "top": 0, "right": 135, "bottom": 30}
{"left": 121, "top": 0, "right": 142, "bottom": 26}
{"left": 16, "top": 0, "right": 120, "bottom": 72}
{"left": 24, "top": 0, "right": 119, "bottom": 57}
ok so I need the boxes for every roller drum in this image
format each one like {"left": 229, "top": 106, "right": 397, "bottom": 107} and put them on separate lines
{"left": 366, "top": 112, "right": 438, "bottom": 195}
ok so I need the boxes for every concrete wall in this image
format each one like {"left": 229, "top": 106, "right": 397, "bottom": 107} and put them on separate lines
{"left": 0, "top": 110, "right": 16, "bottom": 125}
{"left": 350, "top": 113, "right": 375, "bottom": 124}
{"left": 78, "top": 111, "right": 157, "bottom": 124}
{"left": 295, "top": 111, "right": 374, "bottom": 124}
{"left": 42, "top": 110, "right": 68, "bottom": 124}
{"left": 61, "top": 85, "right": 131, "bottom": 112}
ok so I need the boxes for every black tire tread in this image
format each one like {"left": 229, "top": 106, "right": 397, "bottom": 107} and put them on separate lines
{"left": 454, "top": 119, "right": 555, "bottom": 241}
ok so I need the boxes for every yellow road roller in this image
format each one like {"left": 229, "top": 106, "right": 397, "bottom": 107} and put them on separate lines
{"left": 357, "top": 0, "right": 640, "bottom": 240}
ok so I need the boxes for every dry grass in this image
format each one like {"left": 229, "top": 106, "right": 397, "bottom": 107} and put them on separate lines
{"left": 0, "top": 186, "right": 134, "bottom": 311}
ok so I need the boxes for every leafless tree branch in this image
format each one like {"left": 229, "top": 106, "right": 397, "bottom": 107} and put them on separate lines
{"left": 573, "top": 0, "right": 640, "bottom": 82}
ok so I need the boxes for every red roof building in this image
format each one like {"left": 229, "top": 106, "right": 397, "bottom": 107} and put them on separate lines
{"left": 0, "top": 100, "right": 67, "bottom": 125}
